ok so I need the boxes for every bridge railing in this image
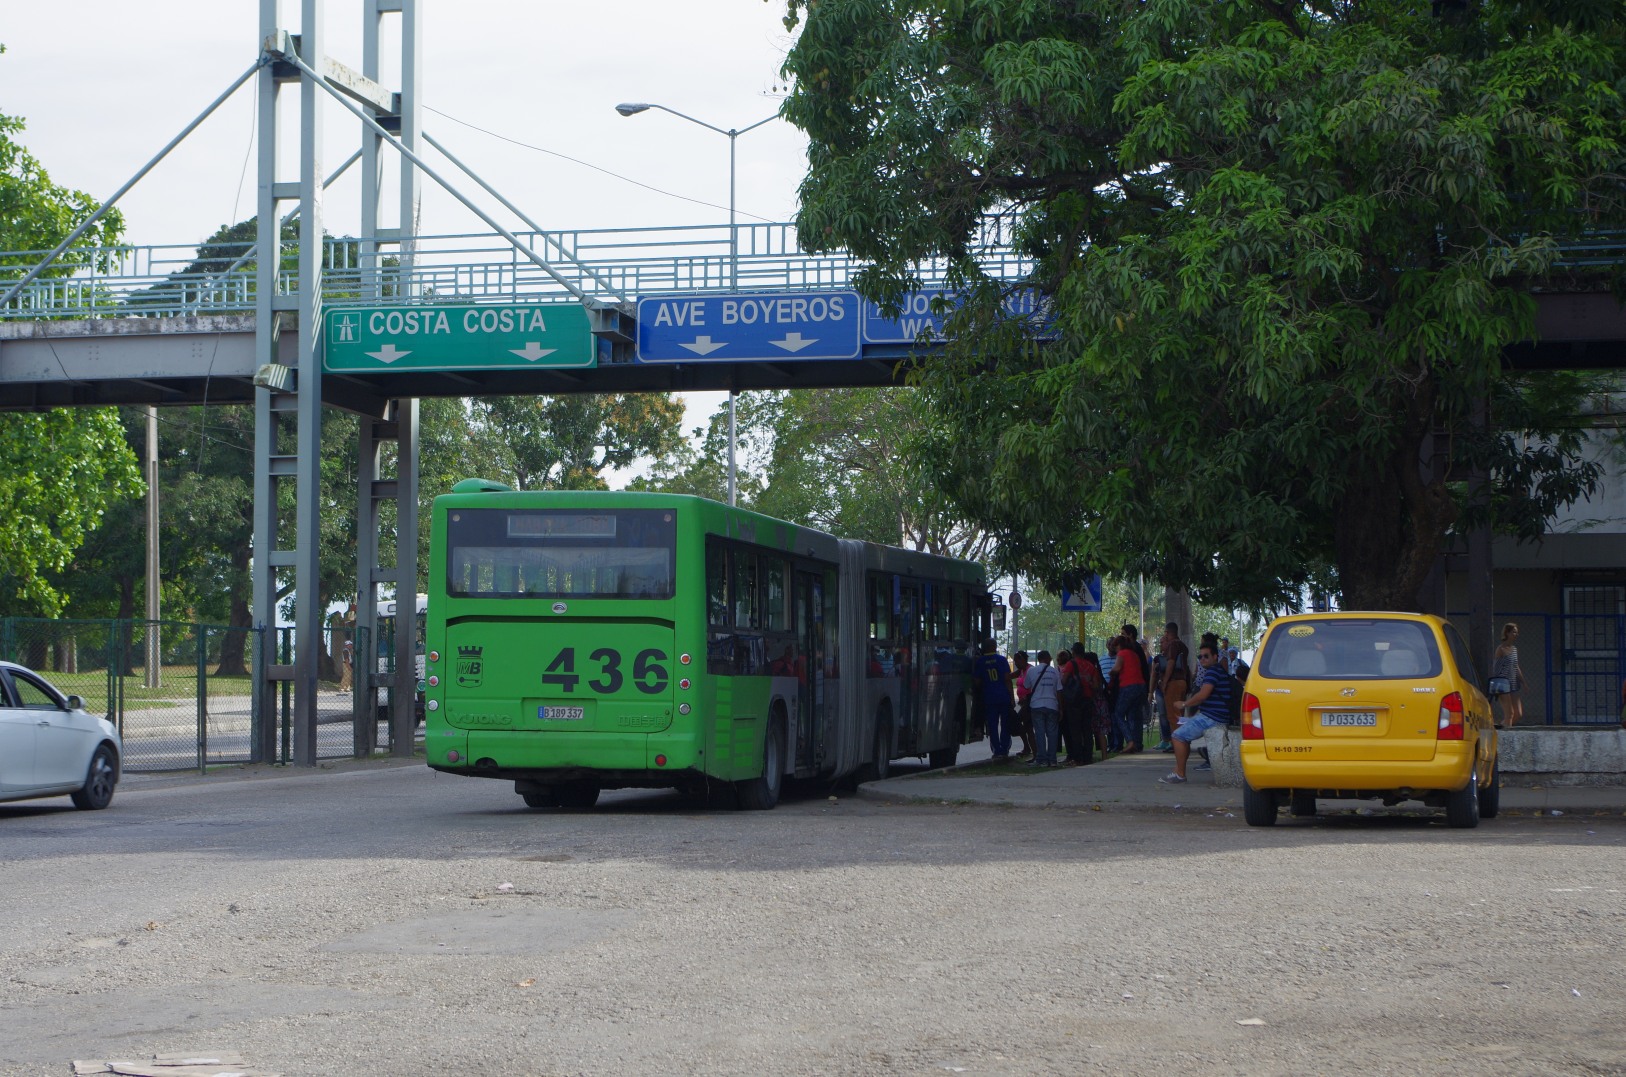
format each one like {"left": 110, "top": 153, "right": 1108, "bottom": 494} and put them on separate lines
{"left": 0, "top": 220, "right": 1039, "bottom": 321}
{"left": 4, "top": 221, "right": 1618, "bottom": 322}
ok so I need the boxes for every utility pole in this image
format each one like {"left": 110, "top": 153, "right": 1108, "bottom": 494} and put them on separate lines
{"left": 144, "top": 406, "right": 160, "bottom": 690}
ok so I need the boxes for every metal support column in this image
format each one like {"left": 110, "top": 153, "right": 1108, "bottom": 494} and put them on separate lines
{"left": 393, "top": 1, "right": 424, "bottom": 753}
{"left": 252, "top": 0, "right": 288, "bottom": 765}
{"left": 290, "top": 0, "right": 328, "bottom": 766}
{"left": 353, "top": 0, "right": 423, "bottom": 753}
{"left": 391, "top": 398, "right": 419, "bottom": 757}
{"left": 353, "top": 414, "right": 384, "bottom": 757}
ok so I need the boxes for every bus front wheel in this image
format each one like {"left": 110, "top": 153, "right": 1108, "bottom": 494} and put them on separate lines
{"left": 869, "top": 714, "right": 894, "bottom": 782}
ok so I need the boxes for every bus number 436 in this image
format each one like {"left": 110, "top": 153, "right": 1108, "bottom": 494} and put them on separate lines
{"left": 542, "top": 647, "right": 669, "bottom": 695}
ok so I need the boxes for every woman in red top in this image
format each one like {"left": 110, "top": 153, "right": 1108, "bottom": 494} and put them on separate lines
{"left": 1113, "top": 628, "right": 1150, "bottom": 753}
{"left": 1010, "top": 651, "right": 1034, "bottom": 759}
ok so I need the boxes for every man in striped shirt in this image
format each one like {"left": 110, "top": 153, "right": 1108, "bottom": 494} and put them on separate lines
{"left": 1158, "top": 644, "right": 1232, "bottom": 785}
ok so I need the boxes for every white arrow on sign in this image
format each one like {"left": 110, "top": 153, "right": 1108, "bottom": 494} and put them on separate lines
{"left": 366, "top": 344, "right": 412, "bottom": 364}
{"left": 770, "top": 332, "right": 818, "bottom": 353}
{"left": 509, "top": 342, "right": 557, "bottom": 362}
{"left": 679, "top": 336, "right": 727, "bottom": 356}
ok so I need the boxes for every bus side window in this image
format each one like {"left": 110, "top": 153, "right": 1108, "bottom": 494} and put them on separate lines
{"left": 869, "top": 576, "right": 890, "bottom": 640}
{"left": 766, "top": 558, "right": 788, "bottom": 632}
{"left": 706, "top": 541, "right": 728, "bottom": 627}
{"left": 733, "top": 550, "right": 759, "bottom": 629}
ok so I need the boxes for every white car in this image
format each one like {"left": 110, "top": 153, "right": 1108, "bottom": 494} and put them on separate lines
{"left": 0, "top": 661, "right": 121, "bottom": 810}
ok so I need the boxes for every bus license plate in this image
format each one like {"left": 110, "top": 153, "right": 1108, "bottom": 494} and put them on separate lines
{"left": 1321, "top": 712, "right": 1377, "bottom": 727}
{"left": 540, "top": 706, "right": 586, "bottom": 721}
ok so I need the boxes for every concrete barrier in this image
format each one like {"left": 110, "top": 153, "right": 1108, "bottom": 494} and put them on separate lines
{"left": 1201, "top": 724, "right": 1626, "bottom": 788}
{"left": 1200, "top": 725, "right": 1245, "bottom": 788}
{"left": 1499, "top": 727, "right": 1626, "bottom": 786}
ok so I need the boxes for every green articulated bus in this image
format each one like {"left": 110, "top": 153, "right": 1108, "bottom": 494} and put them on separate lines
{"left": 423, "top": 480, "right": 996, "bottom": 810}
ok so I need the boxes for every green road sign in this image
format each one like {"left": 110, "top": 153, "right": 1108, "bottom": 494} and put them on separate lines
{"left": 324, "top": 302, "right": 596, "bottom": 372}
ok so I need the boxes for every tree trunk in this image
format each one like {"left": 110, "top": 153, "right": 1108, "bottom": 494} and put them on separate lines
{"left": 1334, "top": 384, "right": 1456, "bottom": 612}
{"left": 214, "top": 542, "right": 252, "bottom": 678}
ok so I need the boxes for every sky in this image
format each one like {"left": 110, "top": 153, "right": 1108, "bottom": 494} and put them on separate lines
{"left": 0, "top": 0, "right": 812, "bottom": 460}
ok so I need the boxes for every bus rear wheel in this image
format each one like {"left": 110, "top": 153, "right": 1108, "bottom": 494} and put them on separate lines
{"left": 736, "top": 720, "right": 785, "bottom": 811}
{"left": 520, "top": 788, "right": 559, "bottom": 809}
{"left": 554, "top": 783, "right": 601, "bottom": 809}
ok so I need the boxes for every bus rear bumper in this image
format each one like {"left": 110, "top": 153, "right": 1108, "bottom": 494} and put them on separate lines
{"left": 428, "top": 728, "right": 704, "bottom": 789}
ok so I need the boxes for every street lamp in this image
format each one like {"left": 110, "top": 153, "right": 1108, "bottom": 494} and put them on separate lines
{"left": 615, "top": 101, "right": 779, "bottom": 507}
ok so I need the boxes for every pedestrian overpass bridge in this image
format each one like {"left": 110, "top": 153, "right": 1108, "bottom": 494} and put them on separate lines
{"left": 0, "top": 221, "right": 1025, "bottom": 413}
{"left": 3, "top": 223, "right": 1624, "bottom": 414}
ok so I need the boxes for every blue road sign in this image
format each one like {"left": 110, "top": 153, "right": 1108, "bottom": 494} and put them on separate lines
{"left": 636, "top": 291, "right": 862, "bottom": 364}
{"left": 861, "top": 289, "right": 958, "bottom": 345}
{"left": 1060, "top": 575, "right": 1104, "bottom": 612}
{"left": 862, "top": 288, "right": 1053, "bottom": 345}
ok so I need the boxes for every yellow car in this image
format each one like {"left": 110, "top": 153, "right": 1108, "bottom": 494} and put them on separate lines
{"left": 1240, "top": 612, "right": 1499, "bottom": 828}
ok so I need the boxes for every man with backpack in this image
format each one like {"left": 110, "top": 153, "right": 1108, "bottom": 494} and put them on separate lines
{"left": 1022, "top": 650, "right": 1063, "bottom": 768}
{"left": 1159, "top": 642, "right": 1233, "bottom": 784}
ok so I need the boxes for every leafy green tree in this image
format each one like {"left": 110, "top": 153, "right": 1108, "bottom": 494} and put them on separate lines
{"left": 627, "top": 394, "right": 766, "bottom": 505}
{"left": 469, "top": 394, "right": 687, "bottom": 491}
{"left": 0, "top": 410, "right": 142, "bottom": 616}
{"left": 752, "top": 388, "right": 995, "bottom": 559}
{"left": 632, "top": 388, "right": 998, "bottom": 560}
{"left": 0, "top": 83, "right": 140, "bottom": 616}
{"left": 782, "top": 0, "right": 1626, "bottom": 611}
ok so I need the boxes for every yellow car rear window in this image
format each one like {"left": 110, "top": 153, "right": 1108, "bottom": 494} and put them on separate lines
{"left": 1260, "top": 619, "right": 1443, "bottom": 680}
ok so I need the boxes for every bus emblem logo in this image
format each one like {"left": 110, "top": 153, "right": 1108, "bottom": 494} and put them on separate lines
{"left": 552, "top": 602, "right": 568, "bottom": 614}
{"left": 457, "top": 645, "right": 484, "bottom": 687}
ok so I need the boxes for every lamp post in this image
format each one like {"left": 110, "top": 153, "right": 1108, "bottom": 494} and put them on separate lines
{"left": 615, "top": 101, "right": 778, "bottom": 506}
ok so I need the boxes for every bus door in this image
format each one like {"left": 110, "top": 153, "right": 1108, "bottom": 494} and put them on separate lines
{"left": 794, "top": 570, "right": 825, "bottom": 770}
{"left": 896, "top": 583, "right": 922, "bottom": 754}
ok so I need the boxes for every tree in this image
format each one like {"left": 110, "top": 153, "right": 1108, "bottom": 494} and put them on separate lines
{"left": 0, "top": 82, "right": 140, "bottom": 616}
{"left": 632, "top": 388, "right": 999, "bottom": 561}
{"left": 752, "top": 388, "right": 995, "bottom": 560}
{"left": 627, "top": 394, "right": 767, "bottom": 505}
{"left": 469, "top": 394, "right": 687, "bottom": 492}
{"left": 781, "top": 0, "right": 1626, "bottom": 611}
{"left": 0, "top": 410, "right": 142, "bottom": 616}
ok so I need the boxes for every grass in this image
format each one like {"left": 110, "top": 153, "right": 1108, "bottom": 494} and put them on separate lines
{"left": 37, "top": 667, "right": 352, "bottom": 705}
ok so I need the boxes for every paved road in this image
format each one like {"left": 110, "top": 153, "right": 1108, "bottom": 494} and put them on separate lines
{"left": 1, "top": 760, "right": 1622, "bottom": 1075}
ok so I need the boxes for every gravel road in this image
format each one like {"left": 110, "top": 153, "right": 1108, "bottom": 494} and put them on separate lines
{"left": 1, "top": 762, "right": 1622, "bottom": 1076}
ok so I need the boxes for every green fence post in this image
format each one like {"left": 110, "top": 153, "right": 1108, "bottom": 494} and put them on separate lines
{"left": 113, "top": 619, "right": 126, "bottom": 736}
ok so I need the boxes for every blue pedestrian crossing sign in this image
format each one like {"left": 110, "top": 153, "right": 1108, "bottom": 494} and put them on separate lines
{"left": 1060, "top": 575, "right": 1103, "bottom": 612}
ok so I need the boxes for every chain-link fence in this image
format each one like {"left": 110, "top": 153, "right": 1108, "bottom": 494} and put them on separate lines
{"left": 0, "top": 617, "right": 410, "bottom": 771}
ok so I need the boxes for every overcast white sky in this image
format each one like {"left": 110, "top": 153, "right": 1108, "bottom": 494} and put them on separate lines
{"left": 0, "top": 1, "right": 806, "bottom": 242}
{"left": 0, "top": 1, "right": 812, "bottom": 459}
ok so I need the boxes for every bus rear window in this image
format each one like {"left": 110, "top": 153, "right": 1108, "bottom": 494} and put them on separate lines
{"left": 446, "top": 508, "right": 675, "bottom": 599}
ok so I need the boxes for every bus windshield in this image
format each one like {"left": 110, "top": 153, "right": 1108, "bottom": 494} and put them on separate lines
{"left": 446, "top": 507, "right": 676, "bottom": 599}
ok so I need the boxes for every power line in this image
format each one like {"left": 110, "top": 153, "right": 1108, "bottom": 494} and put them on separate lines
{"left": 423, "top": 105, "right": 780, "bottom": 225}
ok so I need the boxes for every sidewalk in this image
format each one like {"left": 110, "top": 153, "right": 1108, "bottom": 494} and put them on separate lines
{"left": 858, "top": 748, "right": 1626, "bottom": 816}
